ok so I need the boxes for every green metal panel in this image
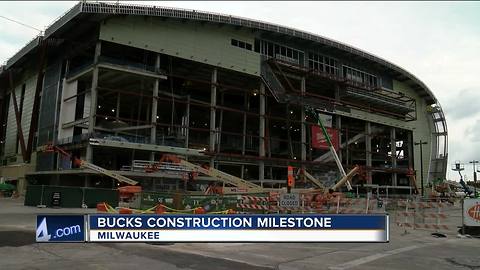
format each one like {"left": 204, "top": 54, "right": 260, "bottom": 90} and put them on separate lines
{"left": 140, "top": 191, "right": 175, "bottom": 209}
{"left": 100, "top": 16, "right": 260, "bottom": 76}
{"left": 183, "top": 193, "right": 270, "bottom": 211}
{"left": 43, "top": 186, "right": 83, "bottom": 208}
{"left": 84, "top": 187, "right": 119, "bottom": 208}
{"left": 24, "top": 185, "right": 43, "bottom": 206}
{"left": 25, "top": 185, "right": 120, "bottom": 208}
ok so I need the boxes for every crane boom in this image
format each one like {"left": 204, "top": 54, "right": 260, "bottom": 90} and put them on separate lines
{"left": 79, "top": 160, "right": 138, "bottom": 185}
{"left": 157, "top": 155, "right": 264, "bottom": 192}
{"left": 306, "top": 106, "right": 352, "bottom": 191}
{"left": 40, "top": 144, "right": 138, "bottom": 186}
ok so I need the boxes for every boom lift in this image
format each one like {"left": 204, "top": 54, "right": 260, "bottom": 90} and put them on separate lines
{"left": 40, "top": 144, "right": 138, "bottom": 186}
{"left": 151, "top": 154, "right": 264, "bottom": 193}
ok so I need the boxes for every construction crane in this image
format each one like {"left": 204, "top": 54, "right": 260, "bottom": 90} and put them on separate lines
{"left": 305, "top": 106, "right": 353, "bottom": 191}
{"left": 40, "top": 144, "right": 138, "bottom": 186}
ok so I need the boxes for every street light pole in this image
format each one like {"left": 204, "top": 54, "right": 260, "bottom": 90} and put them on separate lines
{"left": 414, "top": 140, "right": 428, "bottom": 197}
{"left": 471, "top": 160, "right": 479, "bottom": 197}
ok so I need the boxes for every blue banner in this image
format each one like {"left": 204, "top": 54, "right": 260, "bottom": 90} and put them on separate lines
{"left": 89, "top": 214, "right": 387, "bottom": 230}
{"left": 36, "top": 215, "right": 85, "bottom": 242}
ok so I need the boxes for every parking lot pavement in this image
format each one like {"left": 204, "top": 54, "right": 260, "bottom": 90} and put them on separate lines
{"left": 1, "top": 197, "right": 479, "bottom": 270}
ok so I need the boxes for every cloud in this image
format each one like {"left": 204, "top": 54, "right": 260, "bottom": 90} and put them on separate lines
{"left": 1, "top": 1, "right": 480, "bottom": 180}
{"left": 443, "top": 88, "right": 480, "bottom": 121}
{"left": 0, "top": 1, "right": 76, "bottom": 63}
{"left": 465, "top": 119, "right": 480, "bottom": 142}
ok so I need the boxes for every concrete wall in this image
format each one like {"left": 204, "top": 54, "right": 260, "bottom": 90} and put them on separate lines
{"left": 392, "top": 79, "right": 434, "bottom": 185}
{"left": 99, "top": 16, "right": 260, "bottom": 76}
{"left": 57, "top": 80, "right": 78, "bottom": 140}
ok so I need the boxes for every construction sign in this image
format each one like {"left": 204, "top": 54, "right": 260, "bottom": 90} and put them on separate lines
{"left": 463, "top": 199, "right": 480, "bottom": 226}
{"left": 311, "top": 125, "right": 339, "bottom": 150}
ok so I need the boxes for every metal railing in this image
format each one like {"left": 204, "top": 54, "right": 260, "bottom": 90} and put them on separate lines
{"left": 260, "top": 56, "right": 286, "bottom": 102}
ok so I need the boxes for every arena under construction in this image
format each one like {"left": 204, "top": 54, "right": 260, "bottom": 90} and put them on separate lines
{"left": 0, "top": 1, "right": 448, "bottom": 197}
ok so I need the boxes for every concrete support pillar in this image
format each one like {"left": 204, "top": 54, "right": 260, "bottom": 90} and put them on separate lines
{"left": 17, "top": 177, "right": 27, "bottom": 195}
{"left": 217, "top": 93, "right": 224, "bottom": 153}
{"left": 84, "top": 176, "right": 89, "bottom": 187}
{"left": 300, "top": 77, "right": 307, "bottom": 184}
{"left": 365, "top": 122, "right": 372, "bottom": 184}
{"left": 115, "top": 93, "right": 121, "bottom": 119}
{"left": 185, "top": 95, "right": 190, "bottom": 148}
{"left": 336, "top": 115, "right": 342, "bottom": 162}
{"left": 259, "top": 83, "right": 266, "bottom": 184}
{"left": 300, "top": 77, "right": 307, "bottom": 162}
{"left": 209, "top": 68, "right": 217, "bottom": 167}
{"left": 407, "top": 131, "right": 414, "bottom": 169}
{"left": 242, "top": 93, "right": 247, "bottom": 156}
{"left": 113, "top": 93, "right": 121, "bottom": 139}
{"left": 150, "top": 54, "right": 160, "bottom": 161}
{"left": 391, "top": 127, "right": 397, "bottom": 186}
{"left": 86, "top": 41, "right": 101, "bottom": 163}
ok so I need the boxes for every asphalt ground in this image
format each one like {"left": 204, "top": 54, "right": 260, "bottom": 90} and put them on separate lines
{"left": 0, "top": 197, "right": 479, "bottom": 270}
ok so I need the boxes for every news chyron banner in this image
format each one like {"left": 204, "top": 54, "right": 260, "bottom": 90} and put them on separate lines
{"left": 37, "top": 214, "right": 389, "bottom": 243}
{"left": 36, "top": 215, "right": 86, "bottom": 242}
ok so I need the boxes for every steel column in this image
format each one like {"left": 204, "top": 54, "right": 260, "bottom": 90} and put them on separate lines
{"left": 259, "top": 83, "right": 266, "bottom": 185}
{"left": 8, "top": 71, "right": 27, "bottom": 161}
{"left": 25, "top": 42, "right": 47, "bottom": 162}
{"left": 366, "top": 122, "right": 372, "bottom": 184}
{"left": 86, "top": 41, "right": 101, "bottom": 162}
{"left": 209, "top": 68, "right": 217, "bottom": 167}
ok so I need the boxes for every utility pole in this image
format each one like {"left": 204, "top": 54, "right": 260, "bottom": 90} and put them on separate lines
{"left": 414, "top": 140, "right": 427, "bottom": 197}
{"left": 470, "top": 160, "right": 479, "bottom": 197}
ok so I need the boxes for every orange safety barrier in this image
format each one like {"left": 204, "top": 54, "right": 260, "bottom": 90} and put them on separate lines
{"left": 118, "top": 186, "right": 142, "bottom": 193}
{"left": 96, "top": 202, "right": 107, "bottom": 212}
{"left": 119, "top": 208, "right": 133, "bottom": 214}
{"left": 155, "top": 204, "right": 166, "bottom": 214}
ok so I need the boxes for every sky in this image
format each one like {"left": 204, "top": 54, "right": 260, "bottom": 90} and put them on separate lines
{"left": 0, "top": 1, "right": 479, "bottom": 181}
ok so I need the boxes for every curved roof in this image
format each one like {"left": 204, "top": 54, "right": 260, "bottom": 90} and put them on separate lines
{"left": 3, "top": 1, "right": 437, "bottom": 104}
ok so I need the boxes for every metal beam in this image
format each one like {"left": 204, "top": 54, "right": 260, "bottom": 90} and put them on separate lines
{"left": 209, "top": 68, "right": 217, "bottom": 156}
{"left": 150, "top": 54, "right": 160, "bottom": 161}
{"left": 259, "top": 83, "right": 266, "bottom": 185}
{"left": 391, "top": 127, "right": 397, "bottom": 186}
{"left": 86, "top": 41, "right": 101, "bottom": 162}
{"left": 8, "top": 71, "right": 27, "bottom": 161}
{"left": 97, "top": 63, "right": 167, "bottom": 80}
{"left": 112, "top": 124, "right": 153, "bottom": 132}
{"left": 365, "top": 122, "right": 372, "bottom": 184}
{"left": 25, "top": 42, "right": 47, "bottom": 162}
{"left": 89, "top": 138, "right": 205, "bottom": 157}
{"left": 62, "top": 117, "right": 89, "bottom": 129}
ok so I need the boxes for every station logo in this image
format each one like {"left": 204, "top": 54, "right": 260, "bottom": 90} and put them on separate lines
{"left": 36, "top": 215, "right": 85, "bottom": 242}
{"left": 467, "top": 202, "right": 480, "bottom": 223}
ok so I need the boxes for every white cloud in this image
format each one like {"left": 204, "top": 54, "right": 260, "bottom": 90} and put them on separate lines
{"left": 1, "top": 1, "right": 479, "bottom": 181}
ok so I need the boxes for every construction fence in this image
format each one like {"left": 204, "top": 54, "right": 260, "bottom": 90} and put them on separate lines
{"left": 130, "top": 191, "right": 390, "bottom": 214}
{"left": 24, "top": 185, "right": 119, "bottom": 208}
{"left": 394, "top": 199, "right": 454, "bottom": 232}
{"left": 23, "top": 184, "right": 456, "bottom": 232}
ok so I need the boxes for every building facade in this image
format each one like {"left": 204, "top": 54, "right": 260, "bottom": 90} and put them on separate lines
{"left": 0, "top": 2, "right": 448, "bottom": 194}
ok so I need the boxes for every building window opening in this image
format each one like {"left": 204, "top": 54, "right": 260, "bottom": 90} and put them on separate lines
{"left": 231, "top": 39, "right": 252, "bottom": 51}
{"left": 342, "top": 65, "right": 378, "bottom": 88}
{"left": 308, "top": 52, "right": 338, "bottom": 75}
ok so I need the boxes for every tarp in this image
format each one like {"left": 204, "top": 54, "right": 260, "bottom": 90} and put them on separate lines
{"left": 0, "top": 183, "right": 15, "bottom": 190}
